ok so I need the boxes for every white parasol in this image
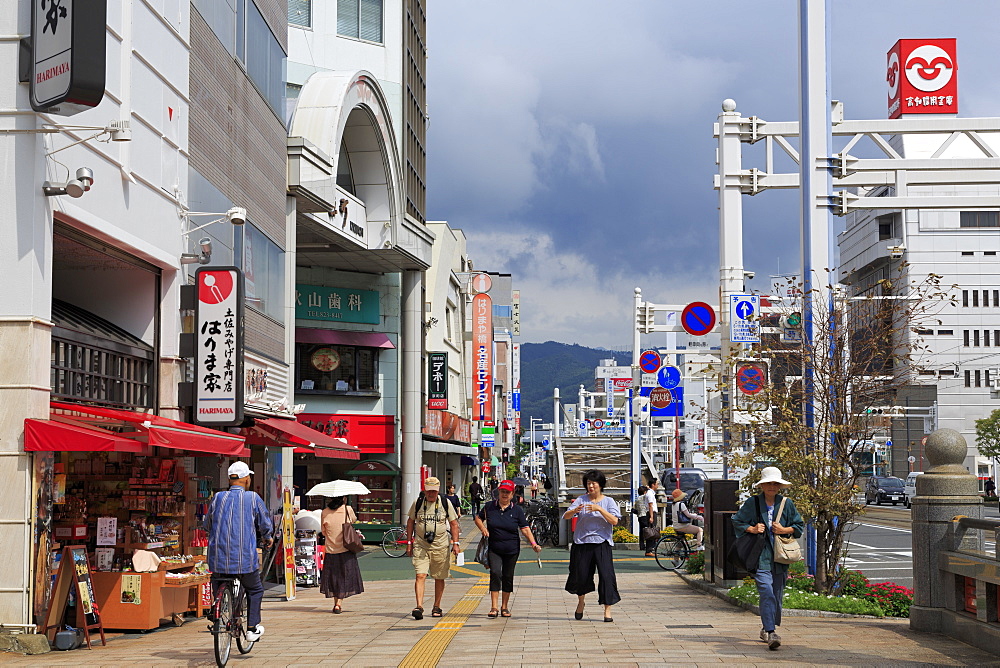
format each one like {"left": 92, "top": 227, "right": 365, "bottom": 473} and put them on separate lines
{"left": 305, "top": 480, "right": 371, "bottom": 497}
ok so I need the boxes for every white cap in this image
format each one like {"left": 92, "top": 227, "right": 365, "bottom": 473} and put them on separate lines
{"left": 228, "top": 461, "right": 253, "bottom": 478}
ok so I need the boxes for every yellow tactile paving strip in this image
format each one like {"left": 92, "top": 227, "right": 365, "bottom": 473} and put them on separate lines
{"left": 397, "top": 575, "right": 490, "bottom": 668}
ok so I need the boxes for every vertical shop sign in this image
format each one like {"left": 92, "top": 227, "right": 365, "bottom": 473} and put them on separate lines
{"left": 428, "top": 352, "right": 448, "bottom": 410}
{"left": 472, "top": 293, "right": 493, "bottom": 421}
{"left": 194, "top": 267, "right": 244, "bottom": 427}
{"left": 30, "top": 0, "right": 107, "bottom": 114}
{"left": 512, "top": 290, "right": 520, "bottom": 336}
{"left": 282, "top": 488, "right": 296, "bottom": 601}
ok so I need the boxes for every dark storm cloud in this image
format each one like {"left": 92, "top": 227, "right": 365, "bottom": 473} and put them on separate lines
{"left": 427, "top": 1, "right": 1000, "bottom": 346}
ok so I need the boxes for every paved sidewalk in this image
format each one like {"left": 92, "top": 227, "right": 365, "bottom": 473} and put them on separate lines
{"left": 3, "top": 564, "right": 999, "bottom": 666}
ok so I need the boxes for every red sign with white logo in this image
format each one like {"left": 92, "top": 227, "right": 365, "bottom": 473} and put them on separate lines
{"left": 648, "top": 387, "right": 673, "bottom": 410}
{"left": 472, "top": 293, "right": 494, "bottom": 422}
{"left": 887, "top": 39, "right": 957, "bottom": 119}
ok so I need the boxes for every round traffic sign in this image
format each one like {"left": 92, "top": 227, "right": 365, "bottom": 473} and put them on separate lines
{"left": 593, "top": 419, "right": 605, "bottom": 430}
{"left": 649, "top": 387, "right": 673, "bottom": 409}
{"left": 638, "top": 349, "right": 662, "bottom": 374}
{"left": 681, "top": 302, "right": 717, "bottom": 336}
{"left": 657, "top": 365, "right": 681, "bottom": 390}
{"left": 907, "top": 455, "right": 916, "bottom": 463}
{"left": 736, "top": 363, "right": 766, "bottom": 395}
{"left": 481, "top": 463, "right": 491, "bottom": 474}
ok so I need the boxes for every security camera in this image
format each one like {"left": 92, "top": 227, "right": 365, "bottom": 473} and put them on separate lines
{"left": 226, "top": 207, "right": 247, "bottom": 226}
{"left": 198, "top": 237, "right": 213, "bottom": 255}
{"left": 888, "top": 245, "right": 905, "bottom": 260}
{"left": 75, "top": 167, "right": 94, "bottom": 189}
{"left": 744, "top": 271, "right": 755, "bottom": 281}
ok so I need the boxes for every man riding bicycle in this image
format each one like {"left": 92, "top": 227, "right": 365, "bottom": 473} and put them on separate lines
{"left": 206, "top": 462, "right": 274, "bottom": 641}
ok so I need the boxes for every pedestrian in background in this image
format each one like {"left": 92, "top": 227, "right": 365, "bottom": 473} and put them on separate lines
{"left": 474, "top": 480, "right": 542, "bottom": 618}
{"left": 732, "top": 467, "right": 804, "bottom": 651}
{"left": 469, "top": 476, "right": 484, "bottom": 517}
{"left": 643, "top": 479, "right": 660, "bottom": 555}
{"left": 543, "top": 476, "right": 553, "bottom": 495}
{"left": 320, "top": 496, "right": 364, "bottom": 613}
{"left": 634, "top": 484, "right": 651, "bottom": 556}
{"left": 489, "top": 477, "right": 499, "bottom": 501}
{"left": 563, "top": 469, "right": 621, "bottom": 622}
{"left": 444, "top": 483, "right": 462, "bottom": 516}
{"left": 530, "top": 477, "right": 539, "bottom": 499}
{"left": 405, "top": 477, "right": 461, "bottom": 620}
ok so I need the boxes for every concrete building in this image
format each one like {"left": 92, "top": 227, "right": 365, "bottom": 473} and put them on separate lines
{"left": 838, "top": 129, "right": 1000, "bottom": 484}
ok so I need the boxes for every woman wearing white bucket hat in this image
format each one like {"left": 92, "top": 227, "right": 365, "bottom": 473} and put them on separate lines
{"left": 731, "top": 467, "right": 804, "bottom": 651}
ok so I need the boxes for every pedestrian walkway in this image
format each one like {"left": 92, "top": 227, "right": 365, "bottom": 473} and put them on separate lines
{"left": 3, "top": 557, "right": 998, "bottom": 667}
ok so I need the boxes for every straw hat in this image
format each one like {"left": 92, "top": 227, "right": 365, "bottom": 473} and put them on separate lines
{"left": 755, "top": 466, "right": 791, "bottom": 487}
{"left": 670, "top": 488, "right": 686, "bottom": 501}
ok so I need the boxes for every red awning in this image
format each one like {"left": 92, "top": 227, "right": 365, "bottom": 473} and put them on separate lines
{"left": 295, "top": 328, "right": 395, "bottom": 349}
{"left": 49, "top": 401, "right": 247, "bottom": 456}
{"left": 252, "top": 417, "right": 359, "bottom": 460}
{"left": 24, "top": 418, "right": 146, "bottom": 453}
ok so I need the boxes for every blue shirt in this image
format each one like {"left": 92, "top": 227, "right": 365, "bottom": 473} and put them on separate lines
{"left": 206, "top": 486, "right": 274, "bottom": 574}
{"left": 569, "top": 494, "right": 621, "bottom": 545}
{"left": 477, "top": 501, "right": 528, "bottom": 555}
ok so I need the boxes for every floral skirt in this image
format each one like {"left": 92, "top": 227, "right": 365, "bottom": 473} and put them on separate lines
{"left": 319, "top": 550, "right": 365, "bottom": 599}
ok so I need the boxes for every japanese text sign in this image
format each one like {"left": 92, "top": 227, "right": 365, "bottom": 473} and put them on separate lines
{"left": 472, "top": 293, "right": 493, "bottom": 422}
{"left": 428, "top": 352, "right": 448, "bottom": 410}
{"left": 887, "top": 39, "right": 957, "bottom": 119}
{"left": 296, "top": 284, "right": 380, "bottom": 324}
{"left": 195, "top": 267, "right": 244, "bottom": 426}
{"left": 30, "top": 0, "right": 107, "bottom": 115}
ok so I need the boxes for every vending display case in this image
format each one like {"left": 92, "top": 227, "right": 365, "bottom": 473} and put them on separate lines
{"left": 346, "top": 460, "right": 400, "bottom": 542}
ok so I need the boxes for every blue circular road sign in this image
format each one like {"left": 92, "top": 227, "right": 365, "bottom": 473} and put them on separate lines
{"left": 681, "top": 302, "right": 717, "bottom": 336}
{"left": 638, "top": 349, "right": 661, "bottom": 374}
{"left": 657, "top": 365, "right": 681, "bottom": 389}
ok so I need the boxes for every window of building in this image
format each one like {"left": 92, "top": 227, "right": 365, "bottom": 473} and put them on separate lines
{"left": 877, "top": 214, "right": 897, "bottom": 241}
{"left": 937, "top": 330, "right": 953, "bottom": 335}
{"left": 289, "top": 0, "right": 311, "bottom": 26}
{"left": 493, "top": 305, "right": 512, "bottom": 319}
{"left": 296, "top": 343, "right": 379, "bottom": 393}
{"left": 987, "top": 330, "right": 992, "bottom": 347}
{"left": 445, "top": 305, "right": 454, "bottom": 341}
{"left": 965, "top": 370, "right": 971, "bottom": 387}
{"left": 914, "top": 328, "right": 933, "bottom": 335}
{"left": 995, "top": 329, "right": 999, "bottom": 344}
{"left": 987, "top": 251, "right": 998, "bottom": 256}
{"left": 973, "top": 290, "right": 979, "bottom": 307}
{"left": 984, "top": 290, "right": 990, "bottom": 307}
{"left": 994, "top": 290, "right": 999, "bottom": 306}
{"left": 337, "top": 0, "right": 383, "bottom": 43}
{"left": 976, "top": 369, "right": 982, "bottom": 387}
{"left": 235, "top": 223, "right": 286, "bottom": 322}
{"left": 987, "top": 370, "right": 993, "bottom": 387}
{"left": 962, "top": 251, "right": 975, "bottom": 256}
{"left": 974, "top": 330, "right": 981, "bottom": 347}
{"left": 237, "top": 0, "right": 286, "bottom": 118}
{"left": 960, "top": 211, "right": 1000, "bottom": 228}
{"left": 962, "top": 290, "right": 969, "bottom": 307}
{"left": 939, "top": 368, "right": 955, "bottom": 376}
{"left": 964, "top": 330, "right": 970, "bottom": 346}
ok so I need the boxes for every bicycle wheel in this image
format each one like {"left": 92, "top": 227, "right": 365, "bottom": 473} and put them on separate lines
{"left": 235, "top": 587, "right": 255, "bottom": 655}
{"left": 213, "top": 585, "right": 234, "bottom": 667}
{"left": 382, "top": 527, "right": 407, "bottom": 558}
{"left": 654, "top": 537, "right": 688, "bottom": 571}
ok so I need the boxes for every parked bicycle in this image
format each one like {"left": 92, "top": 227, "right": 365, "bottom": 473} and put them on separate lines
{"left": 210, "top": 576, "right": 255, "bottom": 666}
{"left": 381, "top": 526, "right": 408, "bottom": 558}
{"left": 460, "top": 497, "right": 473, "bottom": 514}
{"left": 525, "top": 497, "right": 559, "bottom": 546}
{"left": 653, "top": 529, "right": 701, "bottom": 571}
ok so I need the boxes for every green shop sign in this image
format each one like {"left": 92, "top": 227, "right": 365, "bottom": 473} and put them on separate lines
{"left": 296, "top": 285, "right": 380, "bottom": 324}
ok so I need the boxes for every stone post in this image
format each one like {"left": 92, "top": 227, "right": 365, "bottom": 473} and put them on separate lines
{"left": 909, "top": 428, "right": 982, "bottom": 633}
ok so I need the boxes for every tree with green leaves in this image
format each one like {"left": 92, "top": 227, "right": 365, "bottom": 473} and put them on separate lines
{"left": 714, "top": 270, "right": 954, "bottom": 594}
{"left": 975, "top": 410, "right": 1000, "bottom": 490}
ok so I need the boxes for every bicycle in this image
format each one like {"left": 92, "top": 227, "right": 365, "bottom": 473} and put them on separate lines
{"left": 210, "top": 576, "right": 255, "bottom": 667}
{"left": 381, "top": 526, "right": 408, "bottom": 558}
{"left": 460, "top": 497, "right": 473, "bottom": 514}
{"left": 528, "top": 515, "right": 558, "bottom": 546}
{"left": 653, "top": 531, "right": 700, "bottom": 571}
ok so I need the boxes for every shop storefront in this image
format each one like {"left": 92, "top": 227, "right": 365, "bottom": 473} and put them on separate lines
{"left": 421, "top": 408, "right": 476, "bottom": 498}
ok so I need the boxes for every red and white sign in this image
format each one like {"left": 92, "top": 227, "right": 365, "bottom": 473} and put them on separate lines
{"left": 887, "top": 39, "right": 957, "bottom": 119}
{"left": 194, "top": 267, "right": 244, "bottom": 426}
{"left": 482, "top": 463, "right": 491, "bottom": 474}
{"left": 472, "top": 293, "right": 494, "bottom": 421}
{"left": 471, "top": 272, "right": 492, "bottom": 294}
{"left": 649, "top": 387, "right": 673, "bottom": 410}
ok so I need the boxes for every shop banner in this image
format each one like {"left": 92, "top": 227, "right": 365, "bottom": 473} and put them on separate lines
{"left": 423, "top": 408, "right": 471, "bottom": 444}
{"left": 295, "top": 284, "right": 380, "bottom": 324}
{"left": 194, "top": 267, "right": 244, "bottom": 427}
{"left": 472, "top": 293, "right": 493, "bottom": 421}
{"left": 282, "top": 488, "right": 296, "bottom": 601}
{"left": 428, "top": 352, "right": 448, "bottom": 410}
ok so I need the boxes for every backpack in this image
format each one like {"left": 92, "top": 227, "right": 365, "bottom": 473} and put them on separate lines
{"left": 415, "top": 492, "right": 456, "bottom": 517}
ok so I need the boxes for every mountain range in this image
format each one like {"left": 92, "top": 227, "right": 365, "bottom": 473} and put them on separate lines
{"left": 518, "top": 341, "right": 631, "bottom": 425}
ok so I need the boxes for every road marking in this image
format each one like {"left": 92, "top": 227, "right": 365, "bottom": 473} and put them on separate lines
{"left": 398, "top": 575, "right": 490, "bottom": 668}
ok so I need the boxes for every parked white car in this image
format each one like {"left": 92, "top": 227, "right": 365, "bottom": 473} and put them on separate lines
{"left": 903, "top": 471, "right": 924, "bottom": 508}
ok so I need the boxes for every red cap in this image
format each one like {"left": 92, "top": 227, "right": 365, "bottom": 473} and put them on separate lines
{"left": 499, "top": 480, "right": 516, "bottom": 492}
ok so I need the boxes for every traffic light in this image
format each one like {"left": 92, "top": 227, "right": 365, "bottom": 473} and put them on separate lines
{"left": 636, "top": 303, "right": 655, "bottom": 334}
{"left": 780, "top": 311, "right": 802, "bottom": 329}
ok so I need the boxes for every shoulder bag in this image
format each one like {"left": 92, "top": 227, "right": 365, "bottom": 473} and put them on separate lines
{"left": 727, "top": 495, "right": 766, "bottom": 573}
{"left": 772, "top": 496, "right": 803, "bottom": 564}
{"left": 474, "top": 502, "right": 492, "bottom": 567}
{"left": 342, "top": 506, "right": 365, "bottom": 553}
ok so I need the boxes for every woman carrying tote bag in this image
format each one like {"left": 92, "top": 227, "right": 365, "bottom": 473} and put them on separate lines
{"left": 320, "top": 496, "right": 365, "bottom": 613}
{"left": 731, "top": 467, "right": 804, "bottom": 651}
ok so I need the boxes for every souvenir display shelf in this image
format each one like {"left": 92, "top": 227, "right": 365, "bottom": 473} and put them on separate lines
{"left": 346, "top": 460, "right": 400, "bottom": 542}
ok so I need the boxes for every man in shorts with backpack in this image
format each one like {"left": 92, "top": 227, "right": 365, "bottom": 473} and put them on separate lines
{"left": 405, "top": 477, "right": 460, "bottom": 619}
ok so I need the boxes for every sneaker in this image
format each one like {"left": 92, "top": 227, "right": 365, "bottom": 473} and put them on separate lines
{"left": 760, "top": 628, "right": 768, "bottom": 642}
{"left": 245, "top": 625, "right": 264, "bottom": 642}
{"left": 767, "top": 631, "right": 781, "bottom": 650}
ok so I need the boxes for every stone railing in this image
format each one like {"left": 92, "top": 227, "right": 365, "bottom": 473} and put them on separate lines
{"left": 910, "top": 428, "right": 1000, "bottom": 654}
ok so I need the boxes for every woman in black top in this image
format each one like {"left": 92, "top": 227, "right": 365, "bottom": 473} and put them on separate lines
{"left": 474, "top": 479, "right": 542, "bottom": 618}
{"left": 444, "top": 484, "right": 462, "bottom": 516}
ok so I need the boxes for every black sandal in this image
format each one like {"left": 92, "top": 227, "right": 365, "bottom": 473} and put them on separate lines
{"left": 431, "top": 606, "right": 443, "bottom": 617}
{"left": 412, "top": 607, "right": 423, "bottom": 620}
{"left": 500, "top": 608, "right": 511, "bottom": 617}
{"left": 487, "top": 608, "right": 499, "bottom": 618}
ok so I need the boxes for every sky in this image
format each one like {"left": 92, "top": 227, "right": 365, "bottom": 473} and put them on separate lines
{"left": 425, "top": 1, "right": 1000, "bottom": 348}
